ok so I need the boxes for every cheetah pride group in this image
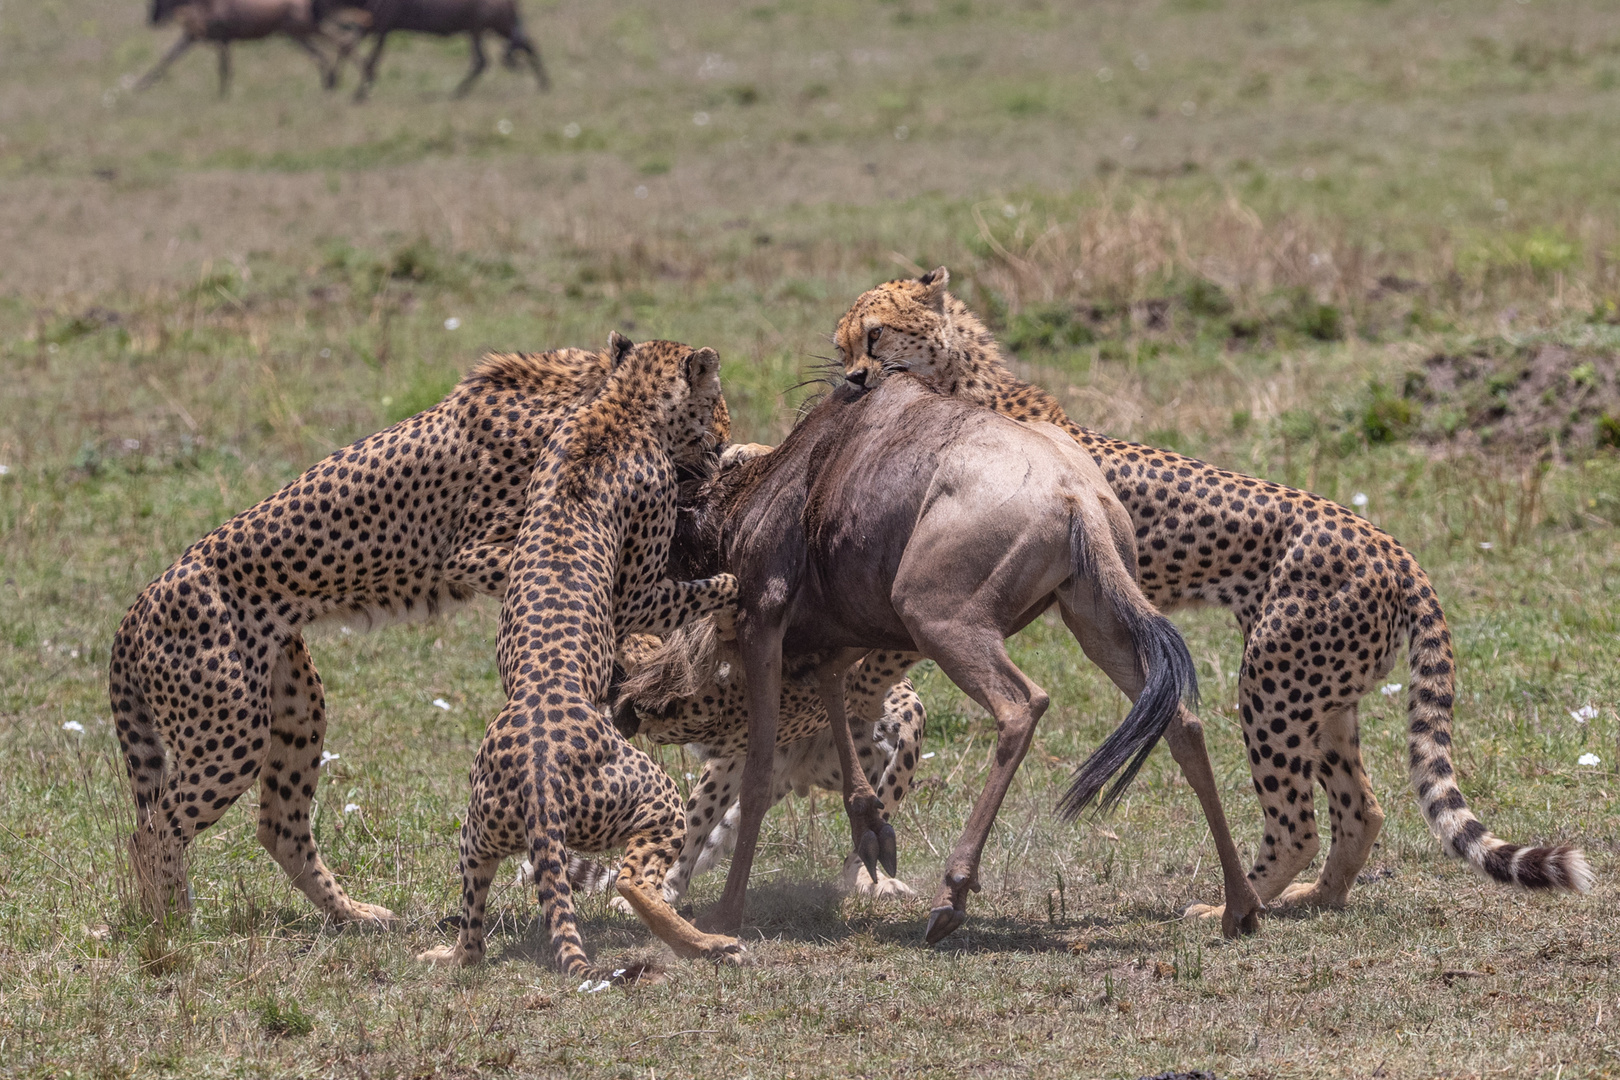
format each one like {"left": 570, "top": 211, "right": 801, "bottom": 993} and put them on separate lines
{"left": 110, "top": 269, "right": 1592, "bottom": 981}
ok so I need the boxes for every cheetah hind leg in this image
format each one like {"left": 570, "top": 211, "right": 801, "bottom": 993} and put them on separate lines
{"left": 615, "top": 769, "right": 743, "bottom": 966}
{"left": 259, "top": 638, "right": 393, "bottom": 926}
{"left": 1272, "top": 703, "right": 1384, "bottom": 911}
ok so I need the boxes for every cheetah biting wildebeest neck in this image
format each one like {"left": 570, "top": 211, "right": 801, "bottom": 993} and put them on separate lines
{"left": 416, "top": 335, "right": 743, "bottom": 976}
{"left": 108, "top": 344, "right": 640, "bottom": 924}
{"left": 836, "top": 268, "right": 1592, "bottom": 917}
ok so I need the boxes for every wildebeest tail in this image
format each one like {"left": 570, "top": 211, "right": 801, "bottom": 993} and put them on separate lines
{"left": 1400, "top": 563, "right": 1591, "bottom": 892}
{"left": 1057, "top": 508, "right": 1199, "bottom": 820}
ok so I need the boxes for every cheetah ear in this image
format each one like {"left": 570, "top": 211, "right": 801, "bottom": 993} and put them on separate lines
{"left": 684, "top": 346, "right": 721, "bottom": 391}
{"left": 607, "top": 331, "right": 635, "bottom": 368}
{"left": 917, "top": 266, "right": 950, "bottom": 313}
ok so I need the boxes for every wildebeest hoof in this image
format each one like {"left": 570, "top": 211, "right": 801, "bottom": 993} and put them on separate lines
{"left": 876, "top": 823, "right": 897, "bottom": 878}
{"left": 924, "top": 905, "right": 965, "bottom": 944}
{"left": 856, "top": 829, "right": 881, "bottom": 884}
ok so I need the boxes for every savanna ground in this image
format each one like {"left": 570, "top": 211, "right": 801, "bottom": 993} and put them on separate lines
{"left": 3, "top": 0, "right": 1620, "bottom": 1076}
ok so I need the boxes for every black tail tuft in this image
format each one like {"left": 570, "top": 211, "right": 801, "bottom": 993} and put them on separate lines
{"left": 1057, "top": 613, "right": 1198, "bottom": 820}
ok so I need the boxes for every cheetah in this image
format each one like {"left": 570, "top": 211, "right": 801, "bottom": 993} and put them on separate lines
{"left": 416, "top": 337, "right": 743, "bottom": 975}
{"left": 552, "top": 636, "right": 925, "bottom": 903}
{"left": 108, "top": 341, "right": 642, "bottom": 924}
{"left": 836, "top": 268, "right": 1592, "bottom": 926}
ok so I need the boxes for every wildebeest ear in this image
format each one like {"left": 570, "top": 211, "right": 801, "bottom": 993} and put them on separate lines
{"left": 607, "top": 331, "right": 635, "bottom": 367}
{"left": 918, "top": 266, "right": 950, "bottom": 312}
{"left": 684, "top": 346, "right": 720, "bottom": 389}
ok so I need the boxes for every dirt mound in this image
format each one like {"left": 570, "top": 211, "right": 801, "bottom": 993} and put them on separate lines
{"left": 1407, "top": 342, "right": 1620, "bottom": 454}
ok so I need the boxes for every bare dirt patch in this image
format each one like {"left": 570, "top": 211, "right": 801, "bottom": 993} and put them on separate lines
{"left": 1407, "top": 341, "right": 1620, "bottom": 454}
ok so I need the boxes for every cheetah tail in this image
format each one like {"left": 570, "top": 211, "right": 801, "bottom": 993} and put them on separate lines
{"left": 1057, "top": 509, "right": 1200, "bottom": 820}
{"left": 1403, "top": 565, "right": 1592, "bottom": 893}
{"left": 528, "top": 832, "right": 595, "bottom": 979}
{"left": 109, "top": 614, "right": 166, "bottom": 828}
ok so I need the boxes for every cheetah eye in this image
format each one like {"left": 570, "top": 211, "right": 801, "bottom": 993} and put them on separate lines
{"left": 866, "top": 327, "right": 883, "bottom": 351}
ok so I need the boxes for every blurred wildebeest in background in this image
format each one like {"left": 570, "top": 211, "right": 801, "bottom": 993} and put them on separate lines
{"left": 138, "top": 0, "right": 340, "bottom": 96}
{"left": 317, "top": 0, "right": 549, "bottom": 101}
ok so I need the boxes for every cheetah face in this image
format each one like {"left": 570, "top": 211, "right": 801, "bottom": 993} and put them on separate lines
{"left": 674, "top": 346, "right": 729, "bottom": 472}
{"left": 835, "top": 266, "right": 952, "bottom": 389}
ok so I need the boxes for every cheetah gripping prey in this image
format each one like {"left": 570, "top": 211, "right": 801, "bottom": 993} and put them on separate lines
{"left": 415, "top": 335, "right": 743, "bottom": 977}
{"left": 111, "top": 344, "right": 633, "bottom": 924}
{"left": 835, "top": 268, "right": 1592, "bottom": 923}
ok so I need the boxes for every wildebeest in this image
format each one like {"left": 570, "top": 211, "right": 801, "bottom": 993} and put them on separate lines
{"left": 138, "top": 0, "right": 339, "bottom": 96}
{"left": 317, "top": 0, "right": 549, "bottom": 100}
{"left": 661, "top": 375, "right": 1217, "bottom": 943}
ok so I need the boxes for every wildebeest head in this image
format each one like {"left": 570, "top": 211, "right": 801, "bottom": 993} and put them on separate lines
{"left": 149, "top": 0, "right": 181, "bottom": 25}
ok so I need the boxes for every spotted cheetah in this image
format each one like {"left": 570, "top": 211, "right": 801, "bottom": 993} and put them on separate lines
{"left": 836, "top": 268, "right": 1592, "bottom": 920}
{"left": 108, "top": 342, "right": 640, "bottom": 924}
{"left": 416, "top": 337, "right": 743, "bottom": 975}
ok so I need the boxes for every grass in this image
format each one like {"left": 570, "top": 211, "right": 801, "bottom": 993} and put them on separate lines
{"left": 2, "top": 0, "right": 1620, "bottom": 1076}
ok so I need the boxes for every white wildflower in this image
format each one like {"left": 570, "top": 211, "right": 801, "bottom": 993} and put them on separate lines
{"left": 1380, "top": 683, "right": 1403, "bottom": 698}
{"left": 62, "top": 721, "right": 86, "bottom": 733}
{"left": 319, "top": 750, "right": 340, "bottom": 766}
{"left": 0, "top": 464, "right": 9, "bottom": 475}
{"left": 1578, "top": 753, "right": 1601, "bottom": 767}
{"left": 320, "top": 348, "right": 332, "bottom": 359}
{"left": 1351, "top": 492, "right": 1368, "bottom": 509}
{"left": 122, "top": 439, "right": 140, "bottom": 451}
{"left": 496, "top": 118, "right": 513, "bottom": 136}
{"left": 577, "top": 979, "right": 612, "bottom": 993}
{"left": 893, "top": 124, "right": 909, "bottom": 140}
{"left": 443, "top": 317, "right": 461, "bottom": 331}
{"left": 612, "top": 968, "right": 626, "bottom": 978}
{"left": 1002, "top": 204, "right": 1017, "bottom": 219}
{"left": 563, "top": 122, "right": 581, "bottom": 139}
{"left": 340, "top": 626, "right": 352, "bottom": 635}
{"left": 343, "top": 803, "right": 360, "bottom": 814}
{"left": 1571, "top": 705, "right": 1599, "bottom": 723}
{"left": 432, "top": 698, "right": 451, "bottom": 711}
{"left": 921, "top": 752, "right": 936, "bottom": 760}
{"left": 1479, "top": 542, "right": 1494, "bottom": 550}
{"left": 69, "top": 649, "right": 79, "bottom": 659}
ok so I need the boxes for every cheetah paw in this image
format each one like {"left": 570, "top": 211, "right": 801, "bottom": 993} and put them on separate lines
{"left": 337, "top": 901, "right": 396, "bottom": 928}
{"left": 416, "top": 944, "right": 473, "bottom": 967}
{"left": 838, "top": 853, "right": 915, "bottom": 898}
{"left": 703, "top": 937, "right": 746, "bottom": 966}
{"left": 608, "top": 895, "right": 634, "bottom": 916}
{"left": 1183, "top": 902, "right": 1225, "bottom": 921}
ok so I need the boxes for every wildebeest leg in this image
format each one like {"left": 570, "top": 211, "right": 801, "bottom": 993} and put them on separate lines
{"left": 1056, "top": 600, "right": 1262, "bottom": 938}
{"left": 216, "top": 43, "right": 232, "bottom": 98}
{"left": 701, "top": 615, "right": 785, "bottom": 934}
{"left": 815, "top": 649, "right": 894, "bottom": 882}
{"left": 136, "top": 33, "right": 194, "bottom": 91}
{"left": 355, "top": 29, "right": 389, "bottom": 101}
{"left": 455, "top": 32, "right": 487, "bottom": 97}
{"left": 909, "top": 626, "right": 1049, "bottom": 945}
{"left": 503, "top": 24, "right": 549, "bottom": 91}
{"left": 293, "top": 31, "right": 338, "bottom": 90}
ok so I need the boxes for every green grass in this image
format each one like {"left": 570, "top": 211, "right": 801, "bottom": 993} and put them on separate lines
{"left": 3, "top": 0, "right": 1620, "bottom": 1076}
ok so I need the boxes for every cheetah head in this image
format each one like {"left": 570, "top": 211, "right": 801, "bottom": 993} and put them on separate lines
{"left": 835, "top": 266, "right": 955, "bottom": 389}
{"left": 608, "top": 332, "right": 730, "bottom": 475}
